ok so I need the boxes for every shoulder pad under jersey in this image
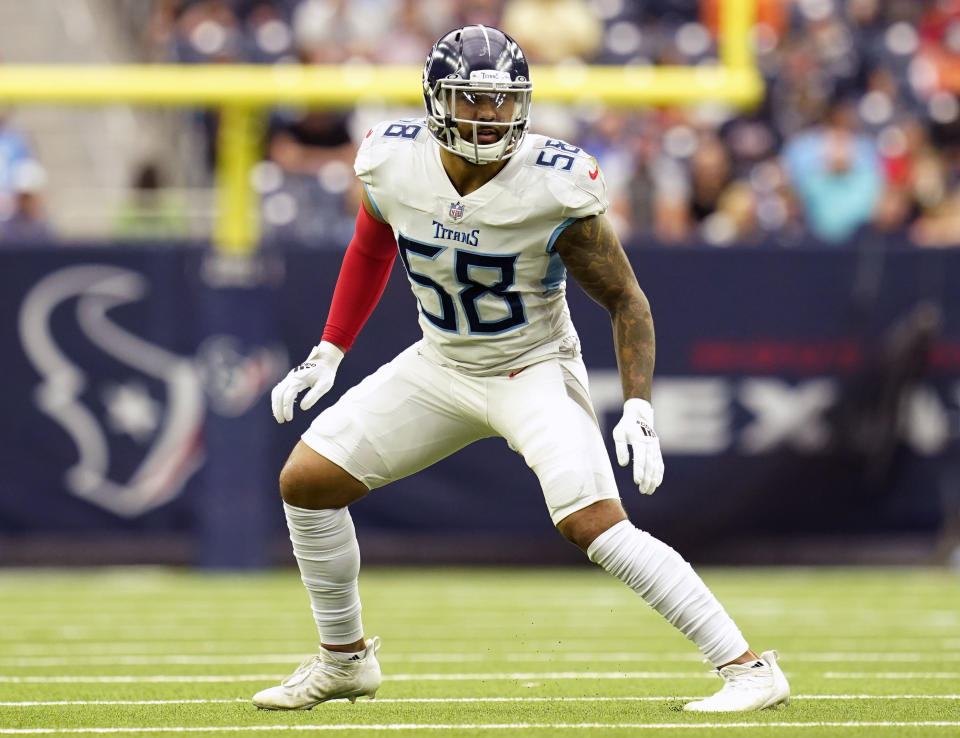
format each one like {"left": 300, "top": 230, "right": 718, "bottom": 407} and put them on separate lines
{"left": 522, "top": 135, "right": 608, "bottom": 220}
{"left": 354, "top": 118, "right": 429, "bottom": 185}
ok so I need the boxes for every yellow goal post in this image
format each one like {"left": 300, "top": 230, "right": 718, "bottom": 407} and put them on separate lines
{"left": 0, "top": 0, "right": 761, "bottom": 255}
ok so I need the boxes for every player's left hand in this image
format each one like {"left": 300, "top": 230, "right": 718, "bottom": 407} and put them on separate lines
{"left": 271, "top": 341, "right": 344, "bottom": 423}
{"left": 612, "top": 398, "right": 664, "bottom": 495}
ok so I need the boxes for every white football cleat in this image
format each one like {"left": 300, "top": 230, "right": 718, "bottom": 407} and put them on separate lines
{"left": 683, "top": 649, "right": 790, "bottom": 712}
{"left": 252, "top": 637, "right": 381, "bottom": 710}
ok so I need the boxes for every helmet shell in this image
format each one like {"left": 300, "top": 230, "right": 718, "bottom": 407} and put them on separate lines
{"left": 423, "top": 25, "right": 530, "bottom": 98}
{"left": 422, "top": 26, "right": 532, "bottom": 165}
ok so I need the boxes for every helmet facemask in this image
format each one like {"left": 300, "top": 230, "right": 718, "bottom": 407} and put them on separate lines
{"left": 425, "top": 73, "right": 532, "bottom": 166}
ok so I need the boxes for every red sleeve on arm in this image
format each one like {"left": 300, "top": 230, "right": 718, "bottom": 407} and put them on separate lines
{"left": 321, "top": 205, "right": 397, "bottom": 352}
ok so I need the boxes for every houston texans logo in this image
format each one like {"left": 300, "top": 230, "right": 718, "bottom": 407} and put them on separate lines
{"left": 195, "top": 334, "right": 287, "bottom": 418}
{"left": 18, "top": 265, "right": 205, "bottom": 518}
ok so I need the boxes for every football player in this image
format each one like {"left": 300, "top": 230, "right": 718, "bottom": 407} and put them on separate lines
{"left": 253, "top": 25, "right": 790, "bottom": 713}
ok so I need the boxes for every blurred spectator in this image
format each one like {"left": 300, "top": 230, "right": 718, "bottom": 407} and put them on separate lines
{"left": 637, "top": 124, "right": 761, "bottom": 245}
{"left": 639, "top": 111, "right": 698, "bottom": 243}
{"left": 453, "top": 0, "right": 504, "bottom": 29}
{"left": 114, "top": 162, "right": 191, "bottom": 240}
{"left": 768, "top": 36, "right": 833, "bottom": 138}
{"left": 802, "top": 0, "right": 864, "bottom": 101}
{"left": 916, "top": 0, "right": 960, "bottom": 99}
{"left": 260, "top": 106, "right": 359, "bottom": 245}
{"left": 701, "top": 180, "right": 761, "bottom": 246}
{"left": 911, "top": 190, "right": 960, "bottom": 245}
{"left": 292, "top": 0, "right": 398, "bottom": 62}
{"left": 910, "top": 143, "right": 960, "bottom": 246}
{"left": 140, "top": 0, "right": 186, "bottom": 62}
{"left": 371, "top": 0, "right": 441, "bottom": 64}
{"left": 719, "top": 111, "right": 782, "bottom": 179}
{"left": 169, "top": 0, "right": 245, "bottom": 64}
{"left": 857, "top": 67, "right": 903, "bottom": 135}
{"left": 501, "top": 0, "right": 603, "bottom": 63}
{"left": 0, "top": 111, "right": 35, "bottom": 213}
{"left": 242, "top": 1, "right": 297, "bottom": 64}
{"left": 854, "top": 183, "right": 915, "bottom": 247}
{"left": 268, "top": 109, "right": 354, "bottom": 174}
{"left": 649, "top": 154, "right": 693, "bottom": 243}
{"left": 782, "top": 100, "right": 884, "bottom": 244}
{"left": 752, "top": 159, "right": 807, "bottom": 244}
{"left": 688, "top": 133, "right": 735, "bottom": 226}
{"left": 577, "top": 111, "right": 638, "bottom": 236}
{"left": 702, "top": 0, "right": 790, "bottom": 43}
{"left": 0, "top": 160, "right": 55, "bottom": 244}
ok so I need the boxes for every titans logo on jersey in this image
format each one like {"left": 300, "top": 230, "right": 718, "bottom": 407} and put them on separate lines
{"left": 355, "top": 119, "right": 608, "bottom": 375}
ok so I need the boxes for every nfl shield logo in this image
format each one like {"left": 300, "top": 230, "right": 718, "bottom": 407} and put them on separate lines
{"left": 449, "top": 201, "right": 464, "bottom": 221}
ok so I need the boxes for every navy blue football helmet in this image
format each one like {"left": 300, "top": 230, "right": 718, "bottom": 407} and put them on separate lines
{"left": 422, "top": 25, "right": 532, "bottom": 165}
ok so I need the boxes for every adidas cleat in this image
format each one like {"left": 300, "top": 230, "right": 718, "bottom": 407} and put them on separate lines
{"left": 252, "top": 637, "right": 381, "bottom": 710}
{"left": 683, "top": 649, "right": 790, "bottom": 712}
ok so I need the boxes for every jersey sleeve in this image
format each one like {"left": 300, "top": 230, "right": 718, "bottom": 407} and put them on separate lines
{"left": 556, "top": 153, "right": 608, "bottom": 220}
{"left": 353, "top": 121, "right": 394, "bottom": 187}
{"left": 354, "top": 119, "right": 429, "bottom": 221}
{"left": 527, "top": 137, "right": 609, "bottom": 221}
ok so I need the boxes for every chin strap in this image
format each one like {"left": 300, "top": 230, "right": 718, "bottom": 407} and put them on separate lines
{"left": 436, "top": 111, "right": 524, "bottom": 165}
{"left": 454, "top": 135, "right": 510, "bottom": 165}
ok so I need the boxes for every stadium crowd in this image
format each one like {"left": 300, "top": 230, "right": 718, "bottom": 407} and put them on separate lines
{"left": 3, "top": 0, "right": 959, "bottom": 248}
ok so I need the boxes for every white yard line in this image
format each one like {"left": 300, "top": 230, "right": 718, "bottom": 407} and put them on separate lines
{"left": 1, "top": 695, "right": 960, "bottom": 707}
{"left": 5, "top": 669, "right": 960, "bottom": 683}
{"left": 0, "top": 656, "right": 324, "bottom": 667}
{"left": 1, "top": 619, "right": 956, "bottom": 640}
{"left": 0, "top": 642, "right": 314, "bottom": 655}
{"left": 5, "top": 638, "right": 960, "bottom": 656}
{"left": 0, "top": 672, "right": 711, "bottom": 683}
{"left": 5, "top": 652, "right": 960, "bottom": 666}
{"left": 0, "top": 701, "right": 242, "bottom": 706}
{"left": 0, "top": 607, "right": 953, "bottom": 620}
{"left": 1, "top": 721, "right": 960, "bottom": 733}
{"left": 826, "top": 672, "right": 960, "bottom": 679}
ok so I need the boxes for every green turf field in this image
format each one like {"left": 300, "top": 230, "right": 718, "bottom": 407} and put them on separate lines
{"left": 1, "top": 566, "right": 958, "bottom": 737}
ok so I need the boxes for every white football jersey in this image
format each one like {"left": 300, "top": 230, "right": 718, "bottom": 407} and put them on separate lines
{"left": 355, "top": 119, "right": 608, "bottom": 375}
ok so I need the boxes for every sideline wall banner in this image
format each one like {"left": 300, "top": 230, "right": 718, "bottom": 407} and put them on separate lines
{"left": 1, "top": 244, "right": 957, "bottom": 565}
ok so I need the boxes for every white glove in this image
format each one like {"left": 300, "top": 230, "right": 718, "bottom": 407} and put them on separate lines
{"left": 612, "top": 398, "right": 665, "bottom": 495}
{"left": 271, "top": 341, "right": 344, "bottom": 423}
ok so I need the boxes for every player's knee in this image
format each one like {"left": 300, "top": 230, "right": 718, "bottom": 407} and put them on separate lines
{"left": 557, "top": 521, "right": 602, "bottom": 552}
{"left": 556, "top": 499, "right": 628, "bottom": 552}
{"left": 279, "top": 444, "right": 369, "bottom": 509}
{"left": 278, "top": 458, "right": 316, "bottom": 507}
{"left": 557, "top": 521, "right": 587, "bottom": 550}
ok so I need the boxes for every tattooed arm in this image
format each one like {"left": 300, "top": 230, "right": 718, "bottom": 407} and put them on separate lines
{"left": 553, "top": 214, "right": 655, "bottom": 402}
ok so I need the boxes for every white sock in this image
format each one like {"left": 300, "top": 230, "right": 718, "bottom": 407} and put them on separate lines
{"left": 323, "top": 646, "right": 369, "bottom": 662}
{"left": 587, "top": 520, "right": 749, "bottom": 667}
{"left": 283, "top": 503, "right": 364, "bottom": 646}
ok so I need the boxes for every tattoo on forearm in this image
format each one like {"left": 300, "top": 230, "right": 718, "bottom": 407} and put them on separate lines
{"left": 555, "top": 215, "right": 655, "bottom": 401}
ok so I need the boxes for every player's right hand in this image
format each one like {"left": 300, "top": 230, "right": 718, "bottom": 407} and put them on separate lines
{"left": 271, "top": 341, "right": 345, "bottom": 423}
